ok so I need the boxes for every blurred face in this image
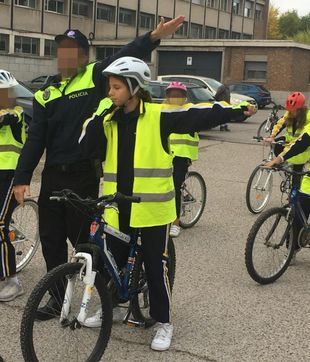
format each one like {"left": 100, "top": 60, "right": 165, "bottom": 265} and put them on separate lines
{"left": 108, "top": 76, "right": 131, "bottom": 106}
{"left": 166, "top": 89, "right": 187, "bottom": 106}
{"left": 57, "top": 38, "right": 89, "bottom": 78}
{"left": 0, "top": 88, "right": 15, "bottom": 109}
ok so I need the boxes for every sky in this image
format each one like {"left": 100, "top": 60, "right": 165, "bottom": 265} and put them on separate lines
{"left": 270, "top": 0, "right": 310, "bottom": 16}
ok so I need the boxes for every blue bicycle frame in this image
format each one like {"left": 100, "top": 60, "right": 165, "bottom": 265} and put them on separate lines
{"left": 289, "top": 187, "right": 310, "bottom": 231}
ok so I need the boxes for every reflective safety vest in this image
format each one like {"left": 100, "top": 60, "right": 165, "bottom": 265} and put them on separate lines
{"left": 0, "top": 106, "right": 25, "bottom": 170}
{"left": 300, "top": 163, "right": 310, "bottom": 195}
{"left": 284, "top": 110, "right": 310, "bottom": 165}
{"left": 102, "top": 101, "right": 176, "bottom": 229}
{"left": 169, "top": 132, "right": 199, "bottom": 160}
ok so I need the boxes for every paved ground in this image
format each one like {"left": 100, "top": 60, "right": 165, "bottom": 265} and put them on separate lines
{"left": 1, "top": 108, "right": 310, "bottom": 362}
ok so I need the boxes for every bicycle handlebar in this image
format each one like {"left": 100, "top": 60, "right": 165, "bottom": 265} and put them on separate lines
{"left": 261, "top": 164, "right": 310, "bottom": 177}
{"left": 252, "top": 136, "right": 286, "bottom": 146}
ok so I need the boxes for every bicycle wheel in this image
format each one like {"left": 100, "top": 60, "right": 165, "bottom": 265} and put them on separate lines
{"left": 21, "top": 262, "right": 113, "bottom": 362}
{"left": 257, "top": 119, "right": 270, "bottom": 139}
{"left": 246, "top": 165, "right": 273, "bottom": 214}
{"left": 131, "top": 237, "right": 176, "bottom": 326}
{"left": 245, "top": 207, "right": 295, "bottom": 285}
{"left": 9, "top": 199, "right": 40, "bottom": 272}
{"left": 179, "top": 171, "right": 207, "bottom": 228}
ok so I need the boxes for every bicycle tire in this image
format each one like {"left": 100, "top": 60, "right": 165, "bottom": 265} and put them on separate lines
{"left": 20, "top": 262, "right": 112, "bottom": 362}
{"left": 10, "top": 199, "right": 40, "bottom": 272}
{"left": 131, "top": 237, "right": 176, "bottom": 325}
{"left": 245, "top": 207, "right": 295, "bottom": 285}
{"left": 257, "top": 119, "right": 269, "bottom": 139}
{"left": 179, "top": 171, "right": 207, "bottom": 229}
{"left": 246, "top": 165, "right": 273, "bottom": 214}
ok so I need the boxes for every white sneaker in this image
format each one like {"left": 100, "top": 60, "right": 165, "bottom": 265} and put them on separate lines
{"left": 151, "top": 323, "right": 173, "bottom": 351}
{"left": 169, "top": 225, "right": 181, "bottom": 238}
{"left": 0, "top": 279, "right": 24, "bottom": 302}
{"left": 83, "top": 306, "right": 124, "bottom": 328}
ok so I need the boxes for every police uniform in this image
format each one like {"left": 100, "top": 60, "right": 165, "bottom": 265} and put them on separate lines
{"left": 0, "top": 106, "right": 25, "bottom": 278}
{"left": 13, "top": 31, "right": 159, "bottom": 272}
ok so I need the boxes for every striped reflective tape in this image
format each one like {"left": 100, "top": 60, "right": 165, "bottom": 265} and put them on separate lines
{"left": 0, "top": 145, "right": 21, "bottom": 154}
{"left": 104, "top": 173, "right": 117, "bottom": 182}
{"left": 133, "top": 190, "right": 175, "bottom": 202}
{"left": 134, "top": 168, "right": 173, "bottom": 178}
{"left": 170, "top": 139, "right": 199, "bottom": 147}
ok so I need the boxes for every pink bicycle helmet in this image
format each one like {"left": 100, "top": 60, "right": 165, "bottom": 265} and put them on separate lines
{"left": 285, "top": 92, "right": 306, "bottom": 112}
{"left": 165, "top": 81, "right": 187, "bottom": 93}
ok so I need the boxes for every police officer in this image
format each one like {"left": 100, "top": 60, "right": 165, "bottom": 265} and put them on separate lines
{"left": 0, "top": 70, "right": 25, "bottom": 302}
{"left": 13, "top": 17, "right": 184, "bottom": 318}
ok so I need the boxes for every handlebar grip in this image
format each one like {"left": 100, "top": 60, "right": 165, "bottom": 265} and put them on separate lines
{"left": 253, "top": 136, "right": 263, "bottom": 141}
{"left": 114, "top": 192, "right": 141, "bottom": 203}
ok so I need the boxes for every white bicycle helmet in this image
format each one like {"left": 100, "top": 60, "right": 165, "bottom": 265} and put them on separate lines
{"left": 102, "top": 56, "right": 151, "bottom": 95}
{"left": 0, "top": 69, "right": 18, "bottom": 89}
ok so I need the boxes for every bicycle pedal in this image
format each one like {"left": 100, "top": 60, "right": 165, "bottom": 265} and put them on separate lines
{"left": 125, "top": 318, "right": 145, "bottom": 328}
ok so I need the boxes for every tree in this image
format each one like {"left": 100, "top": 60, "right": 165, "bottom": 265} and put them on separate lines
{"left": 293, "top": 30, "right": 310, "bottom": 44}
{"left": 278, "top": 10, "right": 301, "bottom": 38}
{"left": 300, "top": 13, "right": 310, "bottom": 32}
{"left": 267, "top": 5, "right": 281, "bottom": 39}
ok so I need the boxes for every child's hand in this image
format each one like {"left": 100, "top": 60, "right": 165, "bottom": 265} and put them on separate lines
{"left": 243, "top": 104, "right": 256, "bottom": 117}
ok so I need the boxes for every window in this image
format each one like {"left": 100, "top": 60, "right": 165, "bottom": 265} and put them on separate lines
{"left": 219, "top": 29, "right": 229, "bottom": 39}
{"left": 243, "top": 33, "right": 253, "bottom": 39}
{"left": 45, "top": 0, "right": 64, "bottom": 13}
{"left": 72, "top": 0, "right": 90, "bottom": 17}
{"left": 219, "top": 0, "right": 228, "bottom": 11}
{"left": 232, "top": 31, "right": 241, "bottom": 39}
{"left": 96, "top": 46, "right": 121, "bottom": 60}
{"left": 255, "top": 4, "right": 263, "bottom": 21}
{"left": 44, "top": 39, "right": 56, "bottom": 57}
{"left": 15, "top": 0, "right": 35, "bottom": 8}
{"left": 97, "top": 3, "right": 115, "bottom": 22}
{"left": 244, "top": 1, "right": 253, "bottom": 18}
{"left": 158, "top": 16, "right": 172, "bottom": 23}
{"left": 192, "top": 0, "right": 204, "bottom": 4}
{"left": 0, "top": 0, "right": 5, "bottom": 3}
{"left": 244, "top": 61, "right": 267, "bottom": 81}
{"left": 206, "top": 0, "right": 218, "bottom": 8}
{"left": 205, "top": 26, "right": 216, "bottom": 38}
{"left": 14, "top": 36, "right": 39, "bottom": 55}
{"left": 232, "top": 0, "right": 240, "bottom": 15}
{"left": 119, "top": 8, "right": 136, "bottom": 26}
{"left": 0, "top": 34, "right": 9, "bottom": 52}
{"left": 175, "top": 21, "right": 188, "bottom": 36}
{"left": 190, "top": 23, "right": 203, "bottom": 38}
{"left": 139, "top": 12, "right": 154, "bottom": 29}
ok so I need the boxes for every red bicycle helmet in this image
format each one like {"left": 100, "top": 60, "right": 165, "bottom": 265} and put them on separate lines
{"left": 285, "top": 92, "right": 306, "bottom": 112}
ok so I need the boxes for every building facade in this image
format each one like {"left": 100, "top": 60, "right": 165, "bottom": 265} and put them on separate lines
{"left": 0, "top": 0, "right": 269, "bottom": 80}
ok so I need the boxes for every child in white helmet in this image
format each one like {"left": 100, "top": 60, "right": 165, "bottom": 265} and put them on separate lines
{"left": 0, "top": 70, "right": 26, "bottom": 301}
{"left": 80, "top": 57, "right": 255, "bottom": 351}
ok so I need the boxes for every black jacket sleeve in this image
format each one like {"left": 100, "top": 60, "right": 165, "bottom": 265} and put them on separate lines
{"left": 160, "top": 102, "right": 247, "bottom": 141}
{"left": 13, "top": 99, "right": 47, "bottom": 185}
{"left": 92, "top": 32, "right": 159, "bottom": 86}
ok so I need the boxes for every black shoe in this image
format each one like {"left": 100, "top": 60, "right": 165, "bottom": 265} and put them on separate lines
{"left": 35, "top": 296, "right": 62, "bottom": 321}
{"left": 220, "top": 125, "right": 231, "bottom": 132}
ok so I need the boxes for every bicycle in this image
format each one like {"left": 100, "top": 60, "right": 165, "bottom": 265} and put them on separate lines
{"left": 9, "top": 198, "right": 40, "bottom": 272}
{"left": 245, "top": 166, "right": 310, "bottom": 285}
{"left": 246, "top": 136, "right": 291, "bottom": 214}
{"left": 20, "top": 190, "right": 176, "bottom": 362}
{"left": 256, "top": 101, "right": 285, "bottom": 139}
{"left": 179, "top": 170, "right": 207, "bottom": 228}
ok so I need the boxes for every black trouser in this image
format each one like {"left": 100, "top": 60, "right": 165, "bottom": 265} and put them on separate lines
{"left": 0, "top": 170, "right": 17, "bottom": 278}
{"left": 293, "top": 192, "right": 310, "bottom": 248}
{"left": 107, "top": 209, "right": 171, "bottom": 323}
{"left": 173, "top": 157, "right": 190, "bottom": 219}
{"left": 38, "top": 164, "right": 99, "bottom": 272}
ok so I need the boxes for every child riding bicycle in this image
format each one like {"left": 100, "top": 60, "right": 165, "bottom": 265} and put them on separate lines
{"left": 80, "top": 56, "right": 255, "bottom": 351}
{"left": 0, "top": 70, "right": 26, "bottom": 302}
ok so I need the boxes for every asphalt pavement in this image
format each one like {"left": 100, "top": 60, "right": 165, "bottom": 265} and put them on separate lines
{"left": 1, "top": 108, "right": 310, "bottom": 362}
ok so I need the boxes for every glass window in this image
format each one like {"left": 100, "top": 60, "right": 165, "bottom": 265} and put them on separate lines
{"left": 72, "top": 0, "right": 89, "bottom": 17}
{"left": 0, "top": 34, "right": 9, "bottom": 52}
{"left": 232, "top": 31, "right": 241, "bottom": 39}
{"left": 175, "top": 21, "right": 188, "bottom": 36}
{"left": 0, "top": 0, "right": 5, "bottom": 3}
{"left": 205, "top": 26, "right": 216, "bottom": 39}
{"left": 139, "top": 12, "right": 154, "bottom": 29}
{"left": 206, "top": 0, "right": 218, "bottom": 8}
{"left": 15, "top": 0, "right": 36, "bottom": 8}
{"left": 97, "top": 3, "right": 115, "bottom": 22}
{"left": 255, "top": 4, "right": 263, "bottom": 21}
{"left": 243, "top": 33, "right": 253, "bottom": 39}
{"left": 219, "top": 0, "right": 228, "bottom": 11}
{"left": 45, "top": 0, "right": 64, "bottom": 13}
{"left": 244, "top": 0, "right": 253, "bottom": 18}
{"left": 244, "top": 61, "right": 267, "bottom": 81}
{"left": 14, "top": 36, "right": 39, "bottom": 55}
{"left": 190, "top": 23, "right": 203, "bottom": 38}
{"left": 219, "top": 29, "right": 229, "bottom": 39}
{"left": 192, "top": 0, "right": 205, "bottom": 4}
{"left": 97, "top": 45, "right": 151, "bottom": 62}
{"left": 189, "top": 87, "right": 215, "bottom": 102}
{"left": 232, "top": 0, "right": 240, "bottom": 15}
{"left": 119, "top": 7, "right": 136, "bottom": 26}
{"left": 44, "top": 39, "right": 56, "bottom": 57}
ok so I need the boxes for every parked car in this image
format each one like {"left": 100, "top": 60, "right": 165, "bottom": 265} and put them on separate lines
{"left": 24, "top": 75, "right": 54, "bottom": 91}
{"left": 229, "top": 83, "right": 271, "bottom": 108}
{"left": 158, "top": 75, "right": 256, "bottom": 122}
{"left": 14, "top": 81, "right": 34, "bottom": 130}
{"left": 147, "top": 80, "right": 215, "bottom": 104}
